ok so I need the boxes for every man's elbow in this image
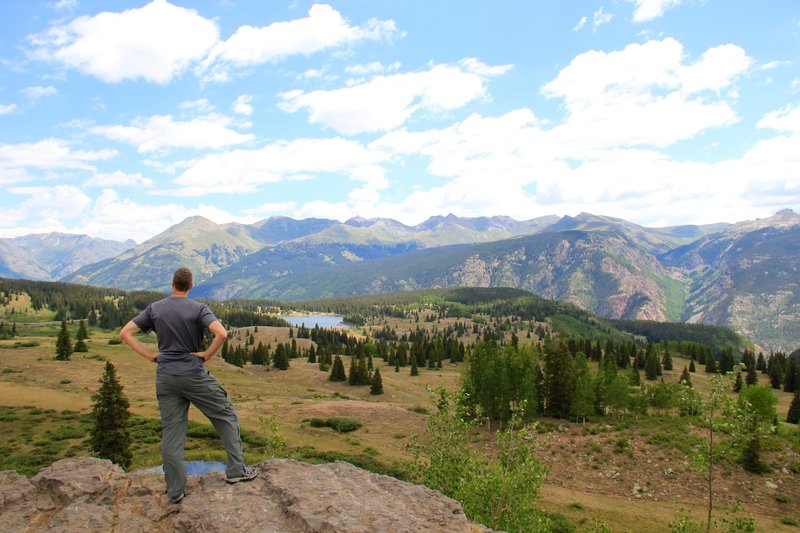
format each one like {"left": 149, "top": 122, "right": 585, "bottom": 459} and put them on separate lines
{"left": 217, "top": 329, "right": 229, "bottom": 341}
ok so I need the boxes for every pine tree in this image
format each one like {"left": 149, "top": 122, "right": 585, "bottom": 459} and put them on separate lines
{"left": 756, "top": 352, "right": 766, "bottom": 372}
{"left": 718, "top": 348, "right": 735, "bottom": 374}
{"left": 11, "top": 322, "right": 17, "bottom": 337}
{"left": 783, "top": 357, "right": 797, "bottom": 393}
{"left": 410, "top": 354, "right": 419, "bottom": 376}
{"left": 680, "top": 365, "right": 692, "bottom": 387}
{"left": 73, "top": 319, "right": 89, "bottom": 352}
{"left": 746, "top": 364, "right": 758, "bottom": 386}
{"left": 788, "top": 388, "right": 800, "bottom": 424}
{"left": 273, "top": 344, "right": 290, "bottom": 370}
{"left": 55, "top": 319, "right": 72, "bottom": 360}
{"left": 645, "top": 352, "right": 659, "bottom": 381}
{"left": 329, "top": 355, "right": 347, "bottom": 382}
{"left": 661, "top": 349, "right": 673, "bottom": 371}
{"left": 769, "top": 361, "right": 782, "bottom": 389}
{"left": 689, "top": 359, "right": 696, "bottom": 373}
{"left": 370, "top": 367, "right": 384, "bottom": 395}
{"left": 90, "top": 362, "right": 132, "bottom": 469}
{"left": 733, "top": 371, "right": 743, "bottom": 393}
{"left": 705, "top": 355, "right": 717, "bottom": 374}
{"left": 78, "top": 319, "right": 89, "bottom": 339}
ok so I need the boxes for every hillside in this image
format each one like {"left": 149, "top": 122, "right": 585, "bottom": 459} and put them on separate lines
{"left": 196, "top": 229, "right": 685, "bottom": 322}
{"left": 0, "top": 232, "right": 132, "bottom": 281}
{"left": 63, "top": 216, "right": 264, "bottom": 291}
{"left": 662, "top": 209, "right": 800, "bottom": 352}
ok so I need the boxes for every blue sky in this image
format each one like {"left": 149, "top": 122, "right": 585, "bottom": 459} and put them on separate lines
{"left": 1, "top": 0, "right": 799, "bottom": 242}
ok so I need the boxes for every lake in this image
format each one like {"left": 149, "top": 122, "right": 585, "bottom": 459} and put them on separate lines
{"left": 140, "top": 461, "right": 226, "bottom": 476}
{"left": 282, "top": 314, "right": 349, "bottom": 329}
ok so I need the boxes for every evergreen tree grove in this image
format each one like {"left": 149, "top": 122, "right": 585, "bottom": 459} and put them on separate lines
{"left": 90, "top": 361, "right": 132, "bottom": 469}
{"left": 329, "top": 355, "right": 347, "bottom": 382}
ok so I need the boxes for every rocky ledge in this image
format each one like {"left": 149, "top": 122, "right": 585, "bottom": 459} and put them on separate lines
{"left": 0, "top": 457, "right": 472, "bottom": 532}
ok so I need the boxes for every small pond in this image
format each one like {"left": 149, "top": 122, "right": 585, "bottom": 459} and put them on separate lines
{"left": 140, "top": 461, "right": 226, "bottom": 476}
{"left": 282, "top": 314, "right": 349, "bottom": 329}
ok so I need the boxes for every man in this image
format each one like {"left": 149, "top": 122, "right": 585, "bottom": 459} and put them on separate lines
{"left": 120, "top": 267, "right": 257, "bottom": 504}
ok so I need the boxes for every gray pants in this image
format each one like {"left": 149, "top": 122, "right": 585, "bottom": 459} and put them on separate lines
{"left": 156, "top": 372, "right": 246, "bottom": 499}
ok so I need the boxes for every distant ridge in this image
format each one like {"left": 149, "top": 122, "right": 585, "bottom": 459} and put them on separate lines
{"left": 8, "top": 209, "right": 799, "bottom": 350}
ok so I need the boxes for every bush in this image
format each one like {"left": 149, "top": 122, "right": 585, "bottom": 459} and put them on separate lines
{"left": 333, "top": 418, "right": 362, "bottom": 432}
{"left": 108, "top": 338, "right": 122, "bottom": 345}
{"left": 774, "top": 492, "right": 789, "bottom": 503}
{"left": 308, "top": 417, "right": 362, "bottom": 433}
{"left": 781, "top": 517, "right": 798, "bottom": 526}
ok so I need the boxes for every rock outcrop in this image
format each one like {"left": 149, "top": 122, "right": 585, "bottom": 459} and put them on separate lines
{"left": 0, "top": 457, "right": 472, "bottom": 533}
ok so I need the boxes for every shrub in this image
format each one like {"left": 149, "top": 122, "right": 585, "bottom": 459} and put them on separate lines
{"left": 108, "top": 338, "right": 122, "bottom": 345}
{"left": 774, "top": 492, "right": 789, "bottom": 503}
{"left": 333, "top": 418, "right": 362, "bottom": 433}
{"left": 308, "top": 417, "right": 362, "bottom": 433}
{"left": 781, "top": 517, "right": 798, "bottom": 526}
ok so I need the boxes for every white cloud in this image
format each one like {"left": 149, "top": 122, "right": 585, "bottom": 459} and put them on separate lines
{"left": 11, "top": 184, "right": 92, "bottom": 220}
{"left": 84, "top": 170, "right": 155, "bottom": 188}
{"left": 573, "top": 16, "right": 588, "bottom": 32}
{"left": 0, "top": 138, "right": 116, "bottom": 169}
{"left": 29, "top": 0, "right": 219, "bottom": 83}
{"left": 200, "top": 4, "right": 403, "bottom": 82}
{"left": 758, "top": 104, "right": 800, "bottom": 133}
{"left": 279, "top": 59, "right": 511, "bottom": 135}
{"left": 54, "top": 0, "right": 78, "bottom": 10}
{"left": 540, "top": 38, "right": 750, "bottom": 149}
{"left": 233, "top": 94, "right": 253, "bottom": 116}
{"left": 0, "top": 168, "right": 33, "bottom": 186}
{"left": 21, "top": 85, "right": 58, "bottom": 98}
{"left": 75, "top": 189, "right": 256, "bottom": 241}
{"left": 593, "top": 8, "right": 614, "bottom": 31}
{"left": 90, "top": 114, "right": 253, "bottom": 153}
{"left": 180, "top": 98, "right": 215, "bottom": 113}
{"left": 345, "top": 61, "right": 402, "bottom": 75}
{"left": 627, "top": 0, "right": 681, "bottom": 22}
{"left": 0, "top": 104, "right": 16, "bottom": 115}
{"left": 167, "top": 137, "right": 388, "bottom": 196}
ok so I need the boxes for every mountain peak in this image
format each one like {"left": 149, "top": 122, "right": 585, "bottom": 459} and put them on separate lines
{"left": 730, "top": 208, "right": 800, "bottom": 233}
{"left": 345, "top": 216, "right": 370, "bottom": 227}
{"left": 175, "top": 215, "right": 217, "bottom": 228}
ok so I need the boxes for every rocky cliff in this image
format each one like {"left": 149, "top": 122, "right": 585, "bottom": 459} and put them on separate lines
{"left": 0, "top": 457, "right": 472, "bottom": 533}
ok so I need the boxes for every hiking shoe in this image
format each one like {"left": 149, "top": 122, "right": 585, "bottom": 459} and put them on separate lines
{"left": 170, "top": 492, "right": 185, "bottom": 505}
{"left": 226, "top": 466, "right": 258, "bottom": 484}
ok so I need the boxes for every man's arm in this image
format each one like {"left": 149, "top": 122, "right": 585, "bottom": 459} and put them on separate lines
{"left": 119, "top": 320, "right": 158, "bottom": 363}
{"left": 192, "top": 320, "right": 228, "bottom": 362}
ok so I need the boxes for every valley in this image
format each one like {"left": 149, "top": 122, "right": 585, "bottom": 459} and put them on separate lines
{"left": 0, "top": 282, "right": 798, "bottom": 531}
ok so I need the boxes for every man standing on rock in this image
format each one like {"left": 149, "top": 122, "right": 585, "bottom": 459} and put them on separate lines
{"left": 120, "top": 267, "right": 257, "bottom": 504}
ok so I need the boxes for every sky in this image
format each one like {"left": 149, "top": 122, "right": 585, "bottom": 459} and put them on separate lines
{"left": 1, "top": 0, "right": 799, "bottom": 242}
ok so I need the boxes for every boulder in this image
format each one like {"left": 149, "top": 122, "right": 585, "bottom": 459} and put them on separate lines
{"left": 0, "top": 458, "right": 472, "bottom": 533}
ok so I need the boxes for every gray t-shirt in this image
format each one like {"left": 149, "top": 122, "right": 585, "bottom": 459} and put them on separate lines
{"left": 132, "top": 296, "right": 217, "bottom": 376}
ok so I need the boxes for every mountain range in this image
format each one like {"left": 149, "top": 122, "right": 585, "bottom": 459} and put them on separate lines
{"left": 3, "top": 210, "right": 798, "bottom": 352}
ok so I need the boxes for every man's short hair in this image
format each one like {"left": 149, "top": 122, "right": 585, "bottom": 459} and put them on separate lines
{"left": 173, "top": 267, "right": 193, "bottom": 291}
